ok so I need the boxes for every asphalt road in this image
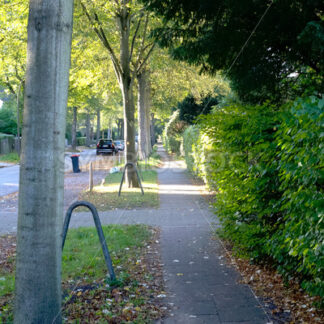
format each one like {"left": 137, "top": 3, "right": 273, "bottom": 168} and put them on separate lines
{"left": 0, "top": 148, "right": 101, "bottom": 198}
{"left": 0, "top": 165, "right": 20, "bottom": 197}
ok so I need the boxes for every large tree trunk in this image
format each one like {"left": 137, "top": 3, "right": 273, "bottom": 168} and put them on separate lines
{"left": 121, "top": 78, "right": 139, "bottom": 187}
{"left": 96, "top": 108, "right": 100, "bottom": 140}
{"left": 14, "top": 1, "right": 73, "bottom": 323}
{"left": 71, "top": 106, "right": 77, "bottom": 149}
{"left": 146, "top": 97, "right": 152, "bottom": 155}
{"left": 85, "top": 111, "right": 91, "bottom": 147}
{"left": 137, "top": 70, "right": 151, "bottom": 160}
{"left": 118, "top": 10, "right": 138, "bottom": 187}
{"left": 16, "top": 83, "right": 22, "bottom": 155}
{"left": 151, "top": 113, "right": 156, "bottom": 146}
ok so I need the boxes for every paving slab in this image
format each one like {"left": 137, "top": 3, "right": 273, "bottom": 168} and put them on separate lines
{"left": 154, "top": 146, "right": 269, "bottom": 323}
{"left": 66, "top": 145, "right": 270, "bottom": 323}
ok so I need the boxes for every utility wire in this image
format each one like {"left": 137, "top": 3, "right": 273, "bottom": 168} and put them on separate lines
{"left": 226, "top": 0, "right": 274, "bottom": 76}
{"left": 199, "top": 0, "right": 274, "bottom": 115}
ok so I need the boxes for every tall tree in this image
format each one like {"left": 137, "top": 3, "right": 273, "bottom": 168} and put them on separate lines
{"left": 79, "top": 0, "right": 157, "bottom": 187}
{"left": 137, "top": 69, "right": 152, "bottom": 159}
{"left": 14, "top": 1, "right": 73, "bottom": 323}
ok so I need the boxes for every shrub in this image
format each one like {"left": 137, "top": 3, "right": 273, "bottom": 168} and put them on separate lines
{"left": 163, "top": 110, "right": 187, "bottom": 155}
{"left": 178, "top": 94, "right": 219, "bottom": 125}
{"left": 0, "top": 107, "right": 17, "bottom": 135}
{"left": 182, "top": 96, "right": 324, "bottom": 299}
{"left": 76, "top": 137, "right": 86, "bottom": 146}
{"left": 183, "top": 126, "right": 199, "bottom": 173}
{"left": 269, "top": 96, "right": 324, "bottom": 298}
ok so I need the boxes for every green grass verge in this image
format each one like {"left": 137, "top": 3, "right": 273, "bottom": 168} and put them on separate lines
{"left": 0, "top": 225, "right": 165, "bottom": 323}
{"left": 80, "top": 158, "right": 160, "bottom": 211}
{"left": 0, "top": 225, "right": 150, "bottom": 298}
{"left": 0, "top": 153, "right": 19, "bottom": 164}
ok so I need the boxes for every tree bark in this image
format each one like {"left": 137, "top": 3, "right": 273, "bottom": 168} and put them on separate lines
{"left": 16, "top": 83, "right": 22, "bottom": 155}
{"left": 96, "top": 108, "right": 100, "bottom": 140}
{"left": 14, "top": 1, "right": 73, "bottom": 323}
{"left": 85, "top": 111, "right": 91, "bottom": 146}
{"left": 72, "top": 106, "right": 77, "bottom": 149}
{"left": 137, "top": 70, "right": 152, "bottom": 159}
{"left": 151, "top": 113, "right": 156, "bottom": 146}
{"left": 117, "top": 9, "right": 138, "bottom": 187}
{"left": 146, "top": 89, "right": 152, "bottom": 155}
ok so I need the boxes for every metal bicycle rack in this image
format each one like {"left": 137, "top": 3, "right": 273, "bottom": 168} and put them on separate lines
{"left": 62, "top": 201, "right": 116, "bottom": 281}
{"left": 118, "top": 162, "right": 144, "bottom": 196}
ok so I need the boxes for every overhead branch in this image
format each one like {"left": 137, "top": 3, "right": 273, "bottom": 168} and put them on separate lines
{"left": 133, "top": 13, "right": 150, "bottom": 74}
{"left": 80, "top": 1, "right": 122, "bottom": 79}
{"left": 137, "top": 42, "right": 156, "bottom": 74}
{"left": 129, "top": 14, "right": 143, "bottom": 62}
{"left": 5, "top": 77, "right": 16, "bottom": 95}
{"left": 139, "top": 13, "right": 149, "bottom": 55}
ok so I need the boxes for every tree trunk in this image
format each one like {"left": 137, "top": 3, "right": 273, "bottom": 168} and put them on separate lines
{"left": 72, "top": 106, "right": 77, "bottom": 149}
{"left": 121, "top": 78, "right": 139, "bottom": 187}
{"left": 96, "top": 108, "right": 100, "bottom": 140}
{"left": 16, "top": 83, "right": 22, "bottom": 155}
{"left": 146, "top": 96, "right": 152, "bottom": 155}
{"left": 137, "top": 70, "right": 151, "bottom": 159}
{"left": 85, "top": 111, "right": 91, "bottom": 146}
{"left": 151, "top": 113, "right": 156, "bottom": 146}
{"left": 117, "top": 10, "right": 138, "bottom": 187}
{"left": 14, "top": 1, "right": 73, "bottom": 323}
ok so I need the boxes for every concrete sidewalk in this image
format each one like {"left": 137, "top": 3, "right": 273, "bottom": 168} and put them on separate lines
{"left": 68, "top": 146, "right": 270, "bottom": 323}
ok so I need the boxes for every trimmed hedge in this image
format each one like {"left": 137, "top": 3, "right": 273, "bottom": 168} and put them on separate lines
{"left": 76, "top": 137, "right": 86, "bottom": 146}
{"left": 163, "top": 110, "right": 187, "bottom": 155}
{"left": 183, "top": 96, "right": 324, "bottom": 299}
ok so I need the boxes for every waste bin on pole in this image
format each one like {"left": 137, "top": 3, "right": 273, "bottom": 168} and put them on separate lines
{"left": 71, "top": 154, "right": 81, "bottom": 173}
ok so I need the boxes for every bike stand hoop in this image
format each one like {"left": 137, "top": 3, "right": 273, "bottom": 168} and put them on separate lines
{"left": 62, "top": 201, "right": 116, "bottom": 281}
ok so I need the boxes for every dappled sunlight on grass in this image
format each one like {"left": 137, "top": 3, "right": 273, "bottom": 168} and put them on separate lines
{"left": 79, "top": 170, "right": 159, "bottom": 210}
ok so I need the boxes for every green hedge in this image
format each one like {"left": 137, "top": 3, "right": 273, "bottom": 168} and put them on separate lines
{"left": 163, "top": 110, "right": 187, "bottom": 155}
{"left": 183, "top": 96, "right": 324, "bottom": 300}
{"left": 76, "top": 137, "right": 86, "bottom": 146}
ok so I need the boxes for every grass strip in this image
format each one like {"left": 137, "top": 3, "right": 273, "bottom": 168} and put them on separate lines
{"left": 0, "top": 153, "right": 19, "bottom": 164}
{"left": 0, "top": 225, "right": 166, "bottom": 323}
{"left": 80, "top": 158, "right": 160, "bottom": 211}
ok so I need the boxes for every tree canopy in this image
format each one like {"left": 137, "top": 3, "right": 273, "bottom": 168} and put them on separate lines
{"left": 141, "top": 0, "right": 324, "bottom": 103}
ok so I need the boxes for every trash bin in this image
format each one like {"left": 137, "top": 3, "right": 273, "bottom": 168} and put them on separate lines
{"left": 71, "top": 155, "right": 81, "bottom": 173}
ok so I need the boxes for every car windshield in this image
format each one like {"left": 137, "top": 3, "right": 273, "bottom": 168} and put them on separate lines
{"left": 99, "top": 140, "right": 112, "bottom": 145}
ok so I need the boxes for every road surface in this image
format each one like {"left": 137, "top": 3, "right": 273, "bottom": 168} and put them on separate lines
{"left": 0, "top": 165, "right": 20, "bottom": 197}
{"left": 0, "top": 148, "right": 110, "bottom": 198}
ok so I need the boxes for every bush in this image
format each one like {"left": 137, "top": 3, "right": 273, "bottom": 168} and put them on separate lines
{"left": 182, "top": 96, "right": 324, "bottom": 299}
{"left": 163, "top": 110, "right": 187, "bottom": 155}
{"left": 183, "top": 126, "right": 199, "bottom": 173}
{"left": 270, "top": 96, "right": 324, "bottom": 298}
{"left": 178, "top": 94, "right": 219, "bottom": 125}
{"left": 76, "top": 137, "right": 86, "bottom": 146}
{"left": 0, "top": 107, "right": 17, "bottom": 135}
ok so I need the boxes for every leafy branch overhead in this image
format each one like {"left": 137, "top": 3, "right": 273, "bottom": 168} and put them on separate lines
{"left": 142, "top": 0, "right": 324, "bottom": 103}
{"left": 79, "top": 0, "right": 157, "bottom": 82}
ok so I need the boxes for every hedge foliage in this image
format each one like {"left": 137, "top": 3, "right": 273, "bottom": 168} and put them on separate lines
{"left": 163, "top": 110, "right": 187, "bottom": 155}
{"left": 183, "top": 96, "right": 324, "bottom": 299}
{"left": 76, "top": 137, "right": 87, "bottom": 146}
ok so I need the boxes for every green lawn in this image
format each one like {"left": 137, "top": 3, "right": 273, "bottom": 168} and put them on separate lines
{"left": 0, "top": 153, "right": 19, "bottom": 164}
{"left": 80, "top": 158, "right": 160, "bottom": 211}
{"left": 0, "top": 225, "right": 165, "bottom": 323}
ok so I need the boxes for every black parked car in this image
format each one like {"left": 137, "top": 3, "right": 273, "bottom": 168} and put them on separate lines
{"left": 96, "top": 139, "right": 118, "bottom": 155}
